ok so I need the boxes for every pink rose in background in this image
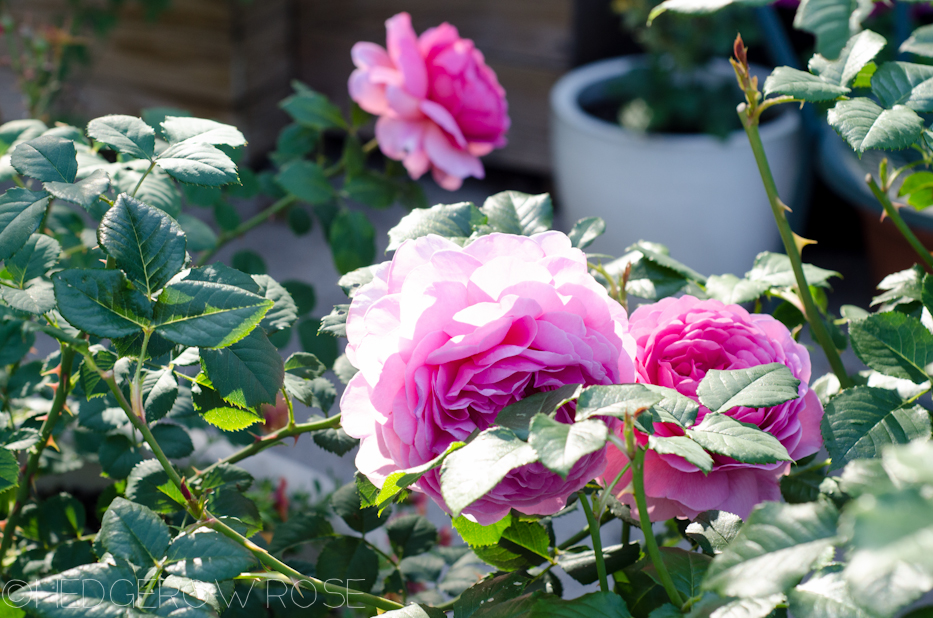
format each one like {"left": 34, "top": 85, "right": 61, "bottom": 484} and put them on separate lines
{"left": 348, "top": 12, "right": 510, "bottom": 191}
{"left": 341, "top": 232, "right": 636, "bottom": 524}
{"left": 601, "top": 296, "right": 824, "bottom": 521}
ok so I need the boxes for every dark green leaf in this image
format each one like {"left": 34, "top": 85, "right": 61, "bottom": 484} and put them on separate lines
{"left": 6, "top": 234, "right": 60, "bottom": 286}
{"left": 648, "top": 435, "right": 713, "bottom": 473}
{"left": 99, "top": 434, "right": 144, "bottom": 479}
{"left": 161, "top": 117, "right": 246, "bottom": 147}
{"left": 902, "top": 23, "right": 933, "bottom": 57}
{"left": 746, "top": 252, "right": 840, "bottom": 289}
{"left": 685, "top": 510, "right": 744, "bottom": 555}
{"left": 702, "top": 500, "right": 839, "bottom": 597}
{"left": 687, "top": 414, "right": 791, "bottom": 464}
{"left": 558, "top": 543, "right": 640, "bottom": 585}
{"left": 98, "top": 193, "right": 186, "bottom": 296}
{"left": 454, "top": 572, "right": 530, "bottom": 618}
{"left": 387, "top": 202, "right": 485, "bottom": 250}
{"left": 11, "top": 135, "right": 77, "bottom": 182}
{"left": 99, "top": 497, "right": 170, "bottom": 567}
{"left": 787, "top": 570, "right": 875, "bottom": 618}
{"left": 316, "top": 536, "right": 378, "bottom": 592}
{"left": 495, "top": 384, "right": 583, "bottom": 440}
{"left": 821, "top": 385, "right": 931, "bottom": 470}
{"left": 793, "top": 0, "right": 858, "bottom": 59}
{"left": 319, "top": 303, "right": 348, "bottom": 337}
{"left": 157, "top": 142, "right": 238, "bottom": 186}
{"left": 205, "top": 487, "right": 262, "bottom": 536}
{"left": 125, "top": 458, "right": 186, "bottom": 514}
{"left": 231, "top": 249, "right": 266, "bottom": 275}
{"left": 11, "top": 563, "right": 139, "bottom": 616}
{"left": 329, "top": 209, "right": 375, "bottom": 274}
{"left": 704, "top": 274, "right": 769, "bottom": 305}
{"left": 282, "top": 280, "right": 315, "bottom": 315}
{"left": 312, "top": 427, "right": 357, "bottom": 455}
{"left": 0, "top": 188, "right": 49, "bottom": 260}
{"left": 344, "top": 171, "right": 397, "bottom": 209}
{"left": 177, "top": 213, "right": 217, "bottom": 251}
{"left": 268, "top": 512, "right": 334, "bottom": 554}
{"left": 763, "top": 67, "right": 850, "bottom": 101}
{"left": 166, "top": 528, "right": 256, "bottom": 581}
{"left": 297, "top": 317, "right": 337, "bottom": 367}
{"left": 0, "top": 321, "right": 35, "bottom": 365}
{"left": 827, "top": 98, "right": 923, "bottom": 154}
{"left": 43, "top": 169, "right": 111, "bottom": 211}
{"left": 697, "top": 363, "right": 800, "bottom": 413}
{"left": 841, "top": 487, "right": 933, "bottom": 615}
{"left": 53, "top": 268, "right": 151, "bottom": 338}
{"left": 143, "top": 368, "right": 178, "bottom": 423}
{"left": 200, "top": 329, "right": 284, "bottom": 408}
{"left": 575, "top": 384, "right": 663, "bottom": 423}
{"left": 150, "top": 422, "right": 194, "bottom": 458}
{"left": 0, "top": 448, "right": 18, "bottom": 493}
{"left": 387, "top": 514, "right": 437, "bottom": 558}
{"left": 275, "top": 160, "right": 333, "bottom": 204}
{"left": 153, "top": 279, "right": 272, "bottom": 348}
{"left": 287, "top": 205, "right": 313, "bottom": 235}
{"left": 871, "top": 61, "right": 933, "bottom": 112}
{"left": 441, "top": 427, "right": 539, "bottom": 517}
{"left": 1, "top": 279, "right": 55, "bottom": 314}
{"left": 850, "top": 312, "right": 933, "bottom": 382}
{"left": 809, "top": 30, "right": 887, "bottom": 87}
{"left": 643, "top": 548, "right": 711, "bottom": 601}
{"left": 280, "top": 85, "right": 347, "bottom": 130}
{"left": 334, "top": 353, "right": 359, "bottom": 384}
{"left": 331, "top": 481, "right": 389, "bottom": 534}
{"left": 528, "top": 415, "right": 607, "bottom": 479}
{"left": 568, "top": 217, "right": 606, "bottom": 249}
{"left": 480, "top": 191, "right": 553, "bottom": 236}
{"left": 470, "top": 591, "right": 633, "bottom": 618}
{"left": 284, "top": 351, "right": 325, "bottom": 379}
{"left": 374, "top": 442, "right": 467, "bottom": 512}
{"left": 87, "top": 114, "right": 156, "bottom": 160}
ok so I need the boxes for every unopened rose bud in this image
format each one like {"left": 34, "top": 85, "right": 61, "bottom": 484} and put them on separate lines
{"left": 734, "top": 34, "right": 748, "bottom": 69}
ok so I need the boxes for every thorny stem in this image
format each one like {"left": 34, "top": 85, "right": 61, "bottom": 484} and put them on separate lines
{"left": 0, "top": 345, "right": 75, "bottom": 574}
{"left": 867, "top": 175, "right": 933, "bottom": 272}
{"left": 195, "top": 195, "right": 298, "bottom": 266}
{"left": 208, "top": 515, "right": 404, "bottom": 612}
{"left": 732, "top": 34, "right": 853, "bottom": 389}
{"left": 579, "top": 491, "right": 609, "bottom": 593}
{"left": 81, "top": 350, "right": 193, "bottom": 507}
{"left": 191, "top": 414, "right": 342, "bottom": 481}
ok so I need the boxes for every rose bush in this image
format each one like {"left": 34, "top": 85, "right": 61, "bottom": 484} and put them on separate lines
{"left": 600, "top": 296, "right": 824, "bottom": 520}
{"left": 341, "top": 231, "right": 636, "bottom": 523}
{"left": 349, "top": 12, "right": 509, "bottom": 190}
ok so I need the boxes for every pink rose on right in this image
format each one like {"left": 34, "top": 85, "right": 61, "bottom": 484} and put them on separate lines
{"left": 601, "top": 295, "right": 824, "bottom": 521}
{"left": 348, "top": 12, "right": 509, "bottom": 191}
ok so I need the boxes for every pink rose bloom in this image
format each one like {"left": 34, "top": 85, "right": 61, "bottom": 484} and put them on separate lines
{"left": 601, "top": 296, "right": 824, "bottom": 521}
{"left": 348, "top": 12, "right": 510, "bottom": 191}
{"left": 341, "top": 232, "right": 636, "bottom": 524}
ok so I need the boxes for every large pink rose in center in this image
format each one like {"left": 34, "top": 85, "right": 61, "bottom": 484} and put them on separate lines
{"left": 601, "top": 295, "right": 824, "bottom": 521}
{"left": 349, "top": 12, "right": 510, "bottom": 191}
{"left": 341, "top": 232, "right": 636, "bottom": 524}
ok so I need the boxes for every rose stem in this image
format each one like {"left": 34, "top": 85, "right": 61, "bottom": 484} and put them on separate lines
{"left": 632, "top": 446, "right": 684, "bottom": 608}
{"left": 207, "top": 514, "right": 405, "bottom": 612}
{"left": 0, "top": 344, "right": 75, "bottom": 574}
{"left": 579, "top": 490, "right": 609, "bottom": 593}
{"left": 866, "top": 175, "right": 933, "bottom": 271}
{"left": 732, "top": 37, "right": 852, "bottom": 388}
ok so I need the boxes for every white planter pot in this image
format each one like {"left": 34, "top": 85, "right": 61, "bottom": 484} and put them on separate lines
{"left": 550, "top": 56, "right": 804, "bottom": 277}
